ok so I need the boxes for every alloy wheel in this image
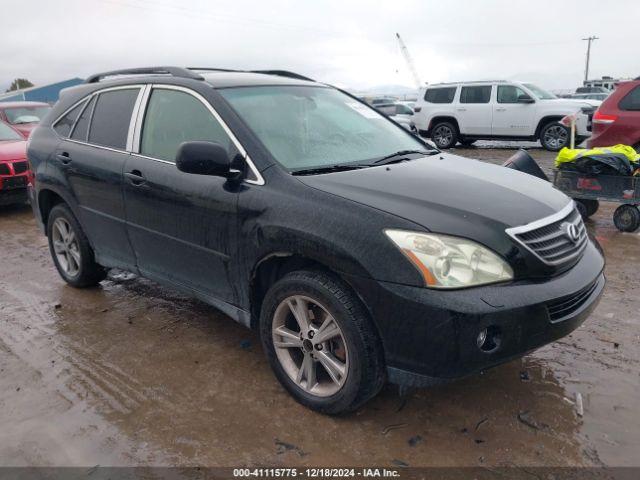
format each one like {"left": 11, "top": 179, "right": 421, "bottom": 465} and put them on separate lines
{"left": 272, "top": 295, "right": 349, "bottom": 397}
{"left": 51, "top": 217, "right": 81, "bottom": 277}
{"left": 433, "top": 125, "right": 453, "bottom": 147}
{"left": 543, "top": 125, "right": 568, "bottom": 149}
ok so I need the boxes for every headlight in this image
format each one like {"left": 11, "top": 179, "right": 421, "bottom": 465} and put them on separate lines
{"left": 385, "top": 230, "right": 513, "bottom": 289}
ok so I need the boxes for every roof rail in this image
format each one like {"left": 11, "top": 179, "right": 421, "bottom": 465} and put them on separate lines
{"left": 249, "top": 70, "right": 314, "bottom": 82}
{"left": 84, "top": 66, "right": 204, "bottom": 84}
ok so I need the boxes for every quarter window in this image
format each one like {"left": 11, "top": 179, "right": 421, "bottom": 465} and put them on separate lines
{"left": 497, "top": 85, "right": 530, "bottom": 103}
{"left": 140, "top": 89, "right": 232, "bottom": 162}
{"left": 460, "top": 86, "right": 492, "bottom": 104}
{"left": 424, "top": 87, "right": 456, "bottom": 104}
{"left": 88, "top": 89, "right": 139, "bottom": 149}
{"left": 619, "top": 86, "right": 640, "bottom": 111}
{"left": 54, "top": 100, "right": 87, "bottom": 137}
{"left": 71, "top": 96, "right": 96, "bottom": 141}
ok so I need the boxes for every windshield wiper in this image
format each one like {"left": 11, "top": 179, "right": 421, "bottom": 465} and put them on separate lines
{"left": 372, "top": 149, "right": 438, "bottom": 165}
{"left": 292, "top": 163, "right": 371, "bottom": 176}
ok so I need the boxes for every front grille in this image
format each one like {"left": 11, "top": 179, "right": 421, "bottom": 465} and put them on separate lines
{"left": 1, "top": 176, "right": 27, "bottom": 189}
{"left": 547, "top": 278, "right": 599, "bottom": 322}
{"left": 506, "top": 203, "right": 588, "bottom": 267}
{"left": 13, "top": 161, "right": 28, "bottom": 174}
{"left": 0, "top": 163, "right": 10, "bottom": 175}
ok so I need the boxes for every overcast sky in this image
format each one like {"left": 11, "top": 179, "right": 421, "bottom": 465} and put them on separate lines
{"left": 2, "top": 0, "right": 638, "bottom": 93}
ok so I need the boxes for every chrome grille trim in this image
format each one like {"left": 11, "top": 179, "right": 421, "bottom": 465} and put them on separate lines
{"left": 506, "top": 202, "right": 588, "bottom": 267}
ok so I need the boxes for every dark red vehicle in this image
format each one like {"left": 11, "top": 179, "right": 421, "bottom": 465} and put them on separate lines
{"left": 0, "top": 121, "right": 30, "bottom": 206}
{"left": 0, "top": 101, "right": 51, "bottom": 138}
{"left": 589, "top": 77, "right": 640, "bottom": 151}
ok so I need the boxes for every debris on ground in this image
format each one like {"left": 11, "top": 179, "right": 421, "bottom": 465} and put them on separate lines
{"left": 519, "top": 371, "right": 530, "bottom": 381}
{"left": 408, "top": 435, "right": 423, "bottom": 447}
{"left": 517, "top": 411, "right": 548, "bottom": 431}
{"left": 575, "top": 392, "right": 584, "bottom": 417}
{"left": 240, "top": 339, "right": 252, "bottom": 350}
{"left": 475, "top": 417, "right": 489, "bottom": 431}
{"left": 381, "top": 423, "right": 409, "bottom": 435}
{"left": 274, "top": 439, "right": 307, "bottom": 457}
{"left": 392, "top": 459, "right": 409, "bottom": 467}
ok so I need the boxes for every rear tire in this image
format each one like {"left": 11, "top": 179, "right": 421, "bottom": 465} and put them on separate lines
{"left": 430, "top": 121, "right": 458, "bottom": 149}
{"left": 47, "top": 203, "right": 106, "bottom": 287}
{"left": 576, "top": 199, "right": 599, "bottom": 218}
{"left": 540, "top": 121, "right": 570, "bottom": 151}
{"left": 613, "top": 204, "right": 640, "bottom": 232}
{"left": 260, "top": 270, "right": 385, "bottom": 415}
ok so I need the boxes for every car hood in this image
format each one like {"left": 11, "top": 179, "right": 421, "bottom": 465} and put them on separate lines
{"left": 298, "top": 153, "right": 571, "bottom": 253}
{"left": 0, "top": 140, "right": 27, "bottom": 161}
{"left": 541, "top": 98, "right": 594, "bottom": 110}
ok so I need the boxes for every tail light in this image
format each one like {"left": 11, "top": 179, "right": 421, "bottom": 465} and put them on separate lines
{"left": 592, "top": 110, "right": 618, "bottom": 124}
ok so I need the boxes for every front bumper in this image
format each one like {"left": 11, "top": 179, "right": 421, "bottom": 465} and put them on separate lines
{"left": 345, "top": 241, "right": 605, "bottom": 387}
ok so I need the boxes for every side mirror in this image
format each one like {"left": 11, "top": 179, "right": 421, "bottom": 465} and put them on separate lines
{"left": 517, "top": 95, "right": 535, "bottom": 104}
{"left": 175, "top": 141, "right": 237, "bottom": 178}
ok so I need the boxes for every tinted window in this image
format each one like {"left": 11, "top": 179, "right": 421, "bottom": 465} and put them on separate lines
{"left": 54, "top": 100, "right": 87, "bottom": 137}
{"left": 88, "top": 89, "right": 139, "bottom": 149}
{"left": 497, "top": 85, "right": 530, "bottom": 103}
{"left": 140, "top": 89, "right": 232, "bottom": 162}
{"left": 424, "top": 87, "right": 456, "bottom": 104}
{"left": 619, "top": 86, "right": 640, "bottom": 111}
{"left": 4, "top": 106, "right": 51, "bottom": 125}
{"left": 71, "top": 96, "right": 96, "bottom": 141}
{"left": 460, "top": 86, "right": 492, "bottom": 104}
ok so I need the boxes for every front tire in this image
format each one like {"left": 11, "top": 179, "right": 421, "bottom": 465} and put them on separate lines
{"left": 47, "top": 203, "right": 106, "bottom": 287}
{"left": 430, "top": 121, "right": 458, "bottom": 149}
{"left": 260, "top": 270, "right": 385, "bottom": 414}
{"left": 613, "top": 204, "right": 640, "bottom": 232}
{"left": 540, "top": 122, "right": 570, "bottom": 151}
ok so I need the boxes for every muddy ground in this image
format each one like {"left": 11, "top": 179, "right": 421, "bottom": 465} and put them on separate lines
{"left": 0, "top": 145, "right": 638, "bottom": 468}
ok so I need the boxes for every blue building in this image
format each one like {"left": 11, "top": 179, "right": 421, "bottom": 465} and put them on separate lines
{"left": 0, "top": 78, "right": 84, "bottom": 104}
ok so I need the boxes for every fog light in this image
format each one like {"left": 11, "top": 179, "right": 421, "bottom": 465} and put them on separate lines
{"left": 477, "top": 329, "right": 488, "bottom": 348}
{"left": 477, "top": 325, "right": 501, "bottom": 353}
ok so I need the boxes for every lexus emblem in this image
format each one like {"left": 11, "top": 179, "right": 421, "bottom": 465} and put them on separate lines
{"left": 561, "top": 222, "right": 580, "bottom": 243}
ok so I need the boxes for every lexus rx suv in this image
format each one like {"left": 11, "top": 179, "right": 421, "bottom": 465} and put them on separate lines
{"left": 27, "top": 67, "right": 604, "bottom": 414}
{"left": 413, "top": 81, "right": 594, "bottom": 151}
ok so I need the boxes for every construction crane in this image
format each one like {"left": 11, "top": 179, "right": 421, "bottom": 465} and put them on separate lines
{"left": 396, "top": 33, "right": 422, "bottom": 89}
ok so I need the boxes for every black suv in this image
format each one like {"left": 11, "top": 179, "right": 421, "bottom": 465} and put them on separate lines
{"left": 28, "top": 67, "right": 605, "bottom": 414}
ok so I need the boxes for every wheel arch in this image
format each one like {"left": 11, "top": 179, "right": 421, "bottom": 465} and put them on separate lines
{"left": 427, "top": 116, "right": 460, "bottom": 135}
{"left": 248, "top": 252, "right": 376, "bottom": 334}
{"left": 38, "top": 188, "right": 71, "bottom": 230}
{"left": 535, "top": 115, "right": 565, "bottom": 138}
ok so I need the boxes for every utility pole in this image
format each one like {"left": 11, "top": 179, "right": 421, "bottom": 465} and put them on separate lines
{"left": 582, "top": 36, "right": 599, "bottom": 83}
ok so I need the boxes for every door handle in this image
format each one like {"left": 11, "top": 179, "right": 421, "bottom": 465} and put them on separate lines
{"left": 56, "top": 153, "right": 72, "bottom": 165}
{"left": 495, "top": 107, "right": 507, "bottom": 112}
{"left": 125, "top": 170, "right": 146, "bottom": 186}
{"left": 457, "top": 108, "right": 467, "bottom": 112}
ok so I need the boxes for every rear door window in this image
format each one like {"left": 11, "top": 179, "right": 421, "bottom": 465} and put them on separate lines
{"left": 140, "top": 88, "right": 232, "bottom": 162}
{"left": 424, "top": 87, "right": 456, "bottom": 104}
{"left": 70, "top": 96, "right": 96, "bottom": 141}
{"left": 88, "top": 88, "right": 140, "bottom": 149}
{"left": 460, "top": 86, "right": 492, "bottom": 104}
{"left": 619, "top": 86, "right": 640, "bottom": 111}
{"left": 54, "top": 100, "right": 87, "bottom": 137}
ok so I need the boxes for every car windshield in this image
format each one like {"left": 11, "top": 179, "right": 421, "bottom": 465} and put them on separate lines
{"left": 523, "top": 83, "right": 557, "bottom": 100}
{"left": 219, "top": 86, "right": 431, "bottom": 171}
{"left": 4, "top": 106, "right": 51, "bottom": 124}
{"left": 0, "top": 122, "right": 23, "bottom": 141}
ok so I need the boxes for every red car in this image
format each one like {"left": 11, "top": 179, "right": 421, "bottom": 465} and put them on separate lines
{"left": 0, "top": 101, "right": 51, "bottom": 138}
{"left": 589, "top": 77, "right": 640, "bottom": 150}
{"left": 0, "top": 121, "right": 30, "bottom": 206}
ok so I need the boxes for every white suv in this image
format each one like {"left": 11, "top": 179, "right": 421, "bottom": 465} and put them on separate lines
{"left": 413, "top": 81, "right": 594, "bottom": 151}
